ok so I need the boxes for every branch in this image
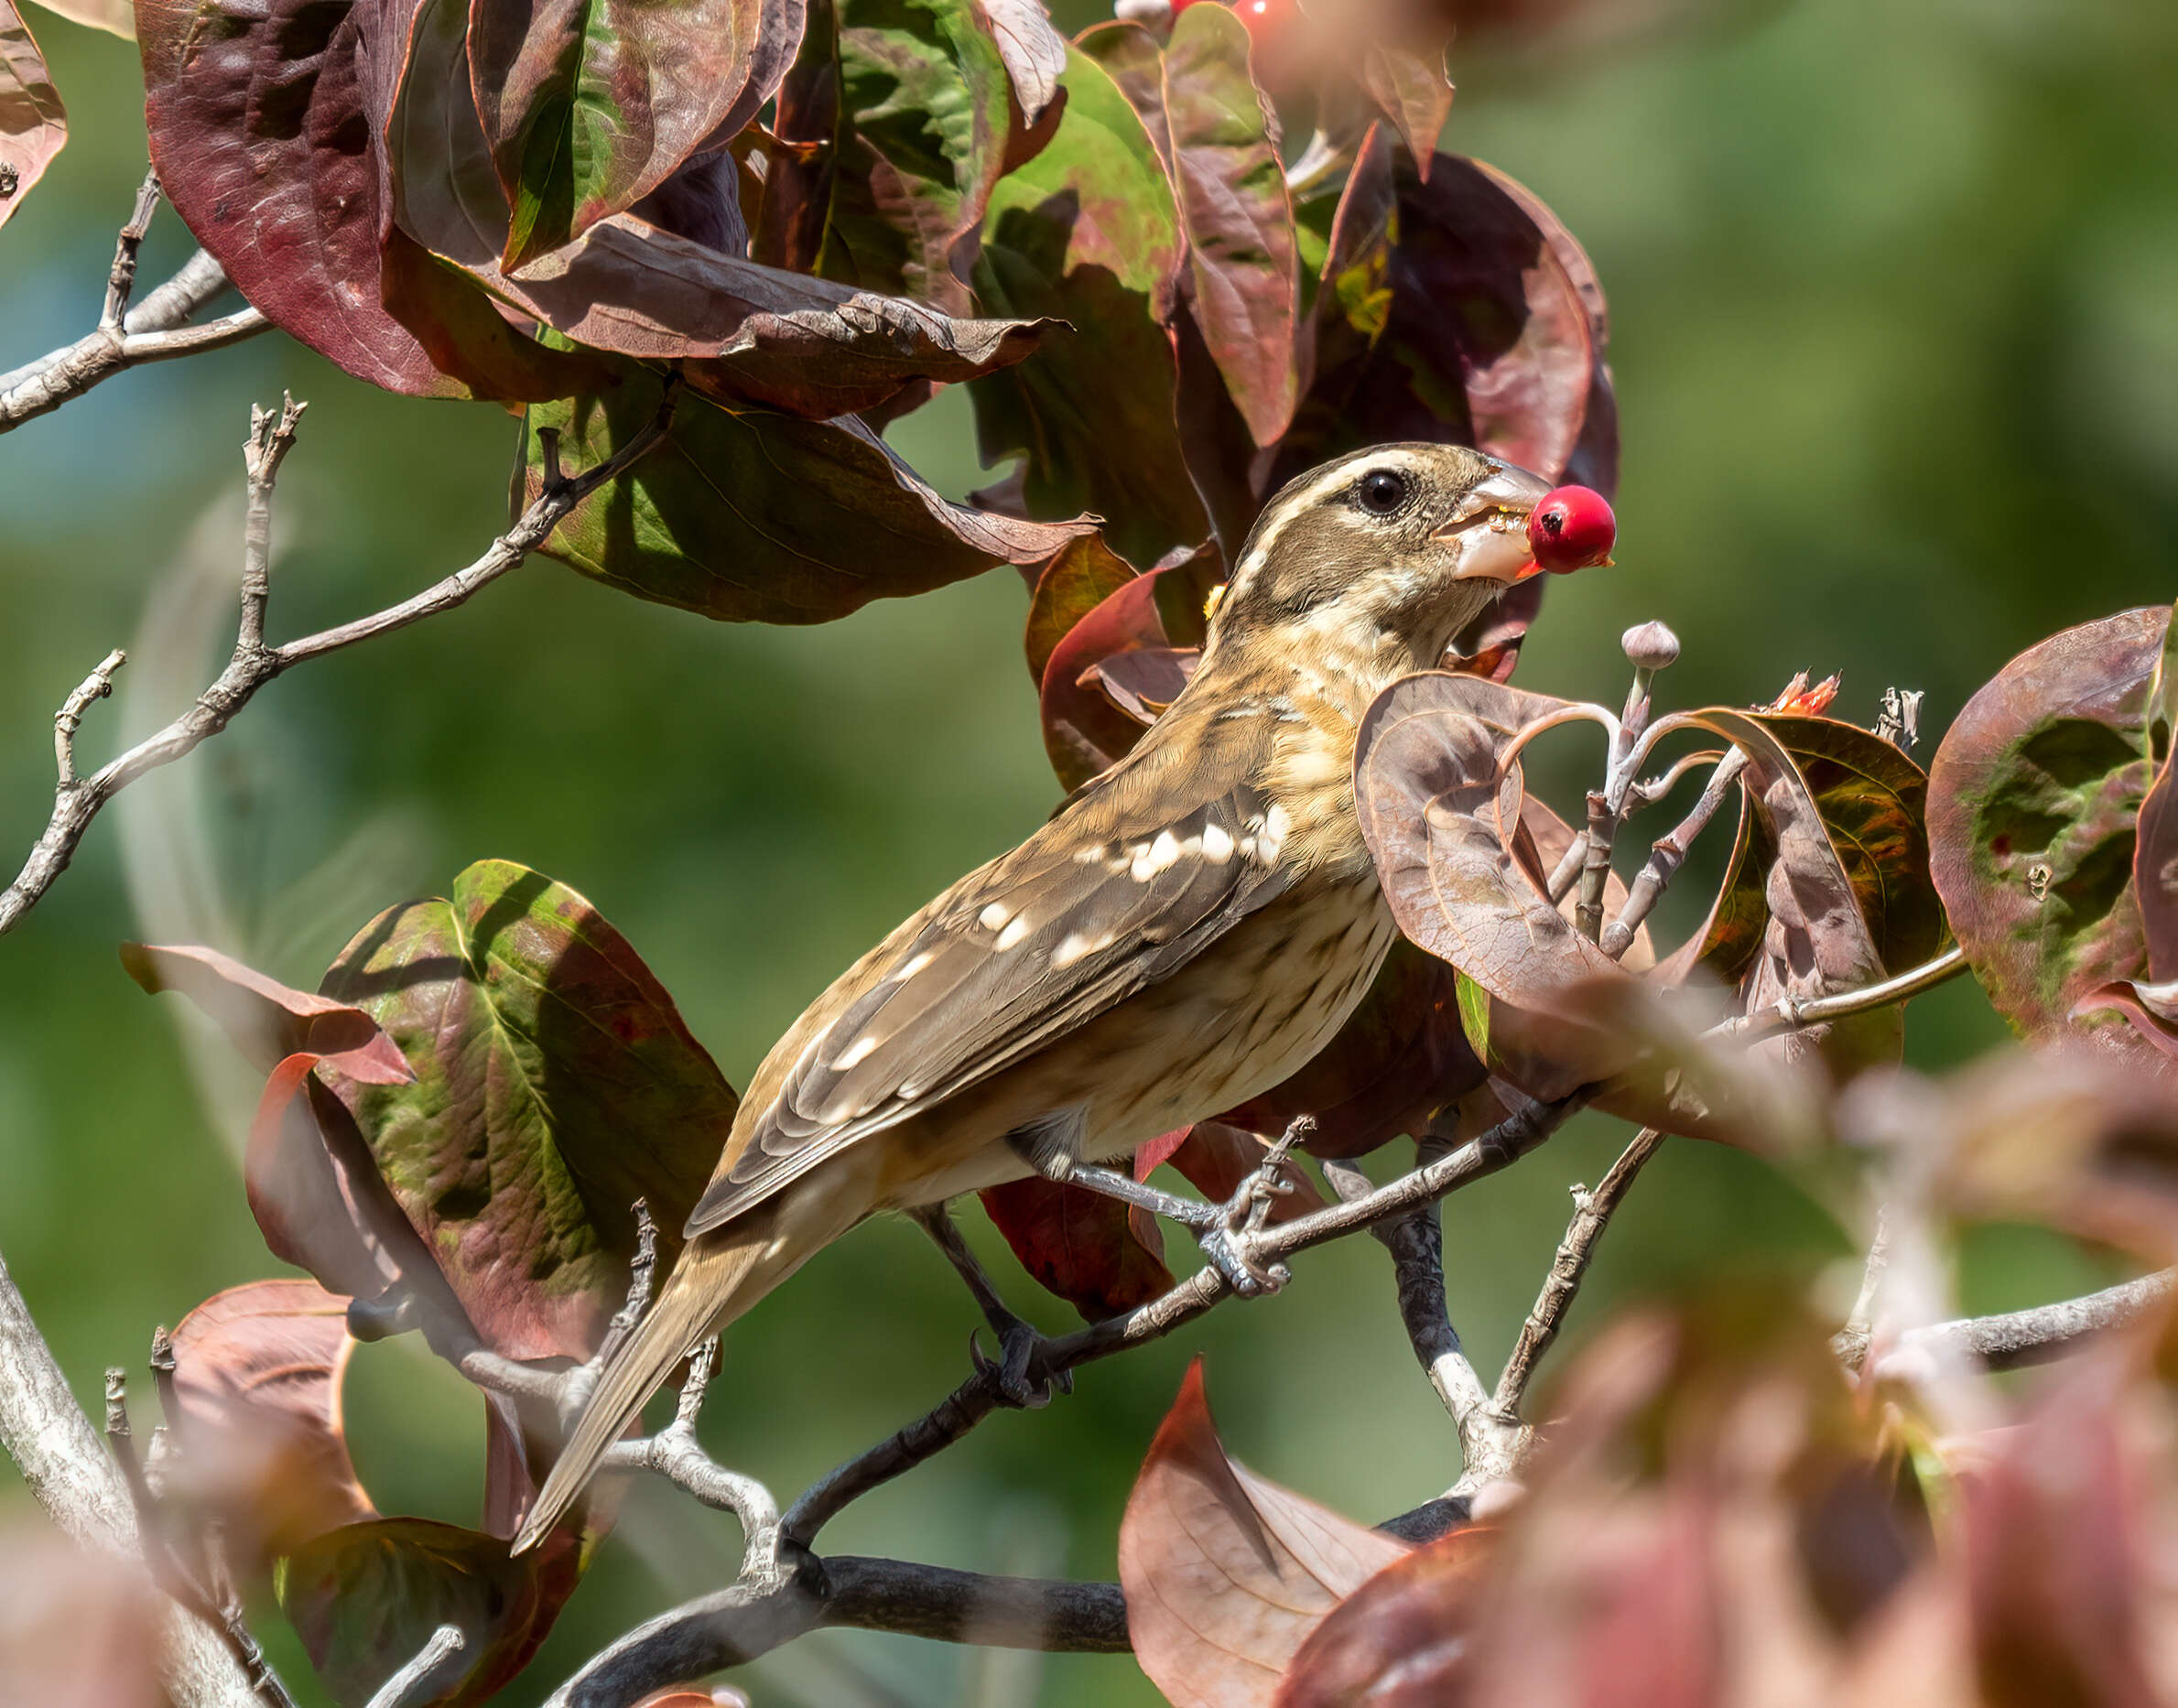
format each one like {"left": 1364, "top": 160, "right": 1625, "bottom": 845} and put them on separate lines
{"left": 363, "top": 1626, "right": 467, "bottom": 1708}
{"left": 545, "top": 1554, "right": 1128, "bottom": 1708}
{"left": 0, "top": 172, "right": 268, "bottom": 435}
{"left": 1710, "top": 946, "right": 1968, "bottom": 1040}
{"left": 1494, "top": 1127, "right": 1665, "bottom": 1416}
{"left": 1835, "top": 1270, "right": 2175, "bottom": 1376}
{"left": 1320, "top": 1151, "right": 1524, "bottom": 1494}
{"left": 0, "top": 1249, "right": 260, "bottom": 1705}
{"left": 0, "top": 385, "right": 676, "bottom": 938}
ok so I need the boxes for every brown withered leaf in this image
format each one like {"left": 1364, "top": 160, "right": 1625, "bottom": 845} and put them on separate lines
{"left": 979, "top": 1173, "right": 1175, "bottom": 1322}
{"left": 0, "top": 0, "right": 63, "bottom": 233}
{"left": 1121, "top": 1359, "right": 1411, "bottom": 1708}
{"left": 1928, "top": 606, "right": 2167, "bottom": 1045}
{"left": 166, "top": 1279, "right": 375, "bottom": 1569}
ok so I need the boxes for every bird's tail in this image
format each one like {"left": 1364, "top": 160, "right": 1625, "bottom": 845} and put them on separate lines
{"left": 511, "top": 1220, "right": 775, "bottom": 1554}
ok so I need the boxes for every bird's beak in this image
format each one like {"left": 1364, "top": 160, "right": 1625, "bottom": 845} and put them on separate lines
{"left": 1433, "top": 465, "right": 1555, "bottom": 583}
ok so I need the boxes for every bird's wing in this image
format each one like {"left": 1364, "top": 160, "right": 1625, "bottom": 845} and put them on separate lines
{"left": 686, "top": 711, "right": 1293, "bottom": 1236}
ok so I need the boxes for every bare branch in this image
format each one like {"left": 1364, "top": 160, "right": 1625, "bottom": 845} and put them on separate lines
{"left": 236, "top": 395, "right": 306, "bottom": 655}
{"left": 125, "top": 250, "right": 231, "bottom": 336}
{"left": 1320, "top": 1151, "right": 1524, "bottom": 1494}
{"left": 101, "top": 169, "right": 164, "bottom": 334}
{"left": 0, "top": 1251, "right": 260, "bottom": 1705}
{"left": 0, "top": 301, "right": 268, "bottom": 435}
{"left": 0, "top": 382, "right": 676, "bottom": 939}
{"left": 363, "top": 1626, "right": 467, "bottom": 1708}
{"left": 601, "top": 1339, "right": 785, "bottom": 1584}
{"left": 54, "top": 649, "right": 126, "bottom": 787}
{"left": 1711, "top": 945, "right": 1968, "bottom": 1040}
{"left": 1495, "top": 1127, "right": 1665, "bottom": 1416}
{"left": 1837, "top": 1269, "right": 2175, "bottom": 1377}
{"left": 545, "top": 1555, "right": 1128, "bottom": 1708}
{"left": 1603, "top": 751, "right": 1745, "bottom": 959}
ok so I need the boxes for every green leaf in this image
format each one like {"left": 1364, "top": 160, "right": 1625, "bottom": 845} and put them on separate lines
{"left": 1928, "top": 606, "right": 2167, "bottom": 1042}
{"left": 763, "top": 0, "right": 1036, "bottom": 312}
{"left": 278, "top": 1519, "right": 570, "bottom": 1708}
{"left": 384, "top": 0, "right": 1050, "bottom": 418}
{"left": 469, "top": 0, "right": 793, "bottom": 268}
{"left": 319, "top": 859, "right": 738, "bottom": 1363}
{"left": 1083, "top": 7, "right": 1299, "bottom": 446}
{"left": 523, "top": 361, "right": 1093, "bottom": 623}
{"left": 967, "top": 41, "right": 1207, "bottom": 568}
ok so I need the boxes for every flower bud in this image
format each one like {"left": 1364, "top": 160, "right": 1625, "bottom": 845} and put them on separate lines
{"left": 1620, "top": 621, "right": 1680, "bottom": 672}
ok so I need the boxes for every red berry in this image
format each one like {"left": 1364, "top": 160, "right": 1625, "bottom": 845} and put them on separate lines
{"left": 1229, "top": 0, "right": 1294, "bottom": 39}
{"left": 1527, "top": 484, "right": 1616, "bottom": 575}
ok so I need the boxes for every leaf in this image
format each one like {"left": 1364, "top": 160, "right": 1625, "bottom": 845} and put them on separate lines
{"left": 134, "top": 0, "right": 599, "bottom": 399}
{"left": 1273, "top": 1525, "right": 1494, "bottom": 1708}
{"left": 762, "top": 0, "right": 1036, "bottom": 313}
{"left": 1085, "top": 6, "right": 1299, "bottom": 447}
{"left": 523, "top": 362, "right": 1093, "bottom": 623}
{"left": 166, "top": 1281, "right": 375, "bottom": 1570}
{"left": 318, "top": 859, "right": 739, "bottom": 1362}
{"left": 1158, "top": 1121, "right": 1325, "bottom": 1220}
{"left": 979, "top": 1173, "right": 1174, "bottom": 1321}
{"left": 1274, "top": 148, "right": 1616, "bottom": 500}
{"left": 123, "top": 945, "right": 449, "bottom": 1309}
{"left": 24, "top": 0, "right": 134, "bottom": 36}
{"left": 2073, "top": 978, "right": 2178, "bottom": 1062}
{"left": 1927, "top": 606, "right": 2166, "bottom": 1042}
{"left": 278, "top": 1518, "right": 571, "bottom": 1707}
{"left": 1121, "top": 1359, "right": 1410, "bottom": 1708}
{"left": 1355, "top": 44, "right": 1453, "bottom": 173}
{"left": 1222, "top": 937, "right": 1486, "bottom": 1158}
{"left": 0, "top": 0, "right": 62, "bottom": 232}
{"left": 981, "top": 0, "right": 1064, "bottom": 128}
{"left": 1024, "top": 531, "right": 1136, "bottom": 689}
{"left": 383, "top": 0, "right": 1050, "bottom": 417}
{"left": 1037, "top": 544, "right": 1220, "bottom": 787}
{"left": 468, "top": 0, "right": 799, "bottom": 269}
{"left": 967, "top": 40, "right": 1208, "bottom": 568}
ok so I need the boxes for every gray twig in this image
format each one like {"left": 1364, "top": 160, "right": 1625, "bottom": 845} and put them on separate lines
{"left": 363, "top": 1626, "right": 468, "bottom": 1708}
{"left": 0, "top": 382, "right": 677, "bottom": 938}
{"left": 1320, "top": 1151, "right": 1525, "bottom": 1494}
{"left": 1495, "top": 1127, "right": 1666, "bottom": 1416}
{"left": 1602, "top": 751, "right": 1745, "bottom": 959}
{"left": 1708, "top": 946, "right": 1968, "bottom": 1040}
{"left": 53, "top": 649, "right": 126, "bottom": 787}
{"left": 236, "top": 395, "right": 306, "bottom": 654}
{"left": 1836, "top": 1269, "right": 2174, "bottom": 1376}
{"left": 100, "top": 169, "right": 165, "bottom": 333}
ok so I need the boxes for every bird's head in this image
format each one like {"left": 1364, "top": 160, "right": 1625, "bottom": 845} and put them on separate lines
{"left": 1201, "top": 442, "right": 1556, "bottom": 692}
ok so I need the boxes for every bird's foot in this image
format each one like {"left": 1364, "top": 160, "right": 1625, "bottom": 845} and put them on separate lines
{"left": 970, "top": 1318, "right": 1072, "bottom": 1410}
{"left": 1193, "top": 1131, "right": 1301, "bottom": 1297}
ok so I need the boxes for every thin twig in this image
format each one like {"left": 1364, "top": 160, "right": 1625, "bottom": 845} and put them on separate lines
{"left": 363, "top": 1626, "right": 468, "bottom": 1708}
{"left": 235, "top": 395, "right": 306, "bottom": 654}
{"left": 0, "top": 304, "right": 268, "bottom": 435}
{"left": 1710, "top": 946, "right": 1968, "bottom": 1039}
{"left": 54, "top": 650, "right": 126, "bottom": 787}
{"left": 0, "top": 381, "right": 677, "bottom": 938}
{"left": 1320, "top": 1151, "right": 1524, "bottom": 1493}
{"left": 101, "top": 169, "right": 164, "bottom": 333}
{"left": 1602, "top": 750, "right": 1746, "bottom": 959}
{"left": 1835, "top": 1269, "right": 2174, "bottom": 1376}
{"left": 1495, "top": 1127, "right": 1666, "bottom": 1416}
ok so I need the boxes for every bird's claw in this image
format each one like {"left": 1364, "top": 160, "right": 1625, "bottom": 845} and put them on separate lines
{"left": 1196, "top": 1224, "right": 1289, "bottom": 1298}
{"left": 970, "top": 1323, "right": 1070, "bottom": 1410}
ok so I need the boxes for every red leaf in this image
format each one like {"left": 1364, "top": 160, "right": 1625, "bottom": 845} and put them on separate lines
{"left": 0, "top": 0, "right": 65, "bottom": 233}
{"left": 979, "top": 1174, "right": 1174, "bottom": 1322}
{"left": 1273, "top": 1524, "right": 1495, "bottom": 1708}
{"left": 166, "top": 1281, "right": 376, "bottom": 1570}
{"left": 1024, "top": 532, "right": 1138, "bottom": 692}
{"left": 1121, "top": 1360, "right": 1410, "bottom": 1708}
{"left": 1038, "top": 545, "right": 1221, "bottom": 788}
{"left": 1160, "top": 1122, "right": 1325, "bottom": 1220}
{"left": 121, "top": 944, "right": 412, "bottom": 1080}
{"left": 136, "top": 0, "right": 594, "bottom": 400}
{"left": 1355, "top": 44, "right": 1453, "bottom": 171}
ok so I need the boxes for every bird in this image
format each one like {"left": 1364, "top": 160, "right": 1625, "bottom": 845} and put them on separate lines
{"left": 512, "top": 440, "right": 1561, "bottom": 1553}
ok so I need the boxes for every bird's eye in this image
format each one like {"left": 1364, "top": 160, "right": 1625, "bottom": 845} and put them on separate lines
{"left": 1357, "top": 469, "right": 1408, "bottom": 515}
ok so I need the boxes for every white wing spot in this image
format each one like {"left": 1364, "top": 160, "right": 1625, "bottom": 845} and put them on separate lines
{"left": 896, "top": 950, "right": 937, "bottom": 979}
{"left": 1132, "top": 829, "right": 1183, "bottom": 881}
{"left": 1202, "top": 823, "right": 1234, "bottom": 863}
{"left": 996, "top": 914, "right": 1032, "bottom": 951}
{"left": 1052, "top": 929, "right": 1116, "bottom": 970}
{"left": 979, "top": 902, "right": 1011, "bottom": 932}
{"left": 832, "top": 1034, "right": 879, "bottom": 1070}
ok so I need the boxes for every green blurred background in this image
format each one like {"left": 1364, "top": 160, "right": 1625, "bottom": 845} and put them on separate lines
{"left": 2, "top": 0, "right": 2174, "bottom": 1701}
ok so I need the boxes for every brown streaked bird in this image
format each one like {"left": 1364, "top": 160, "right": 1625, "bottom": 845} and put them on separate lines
{"left": 512, "top": 442, "right": 1561, "bottom": 1552}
